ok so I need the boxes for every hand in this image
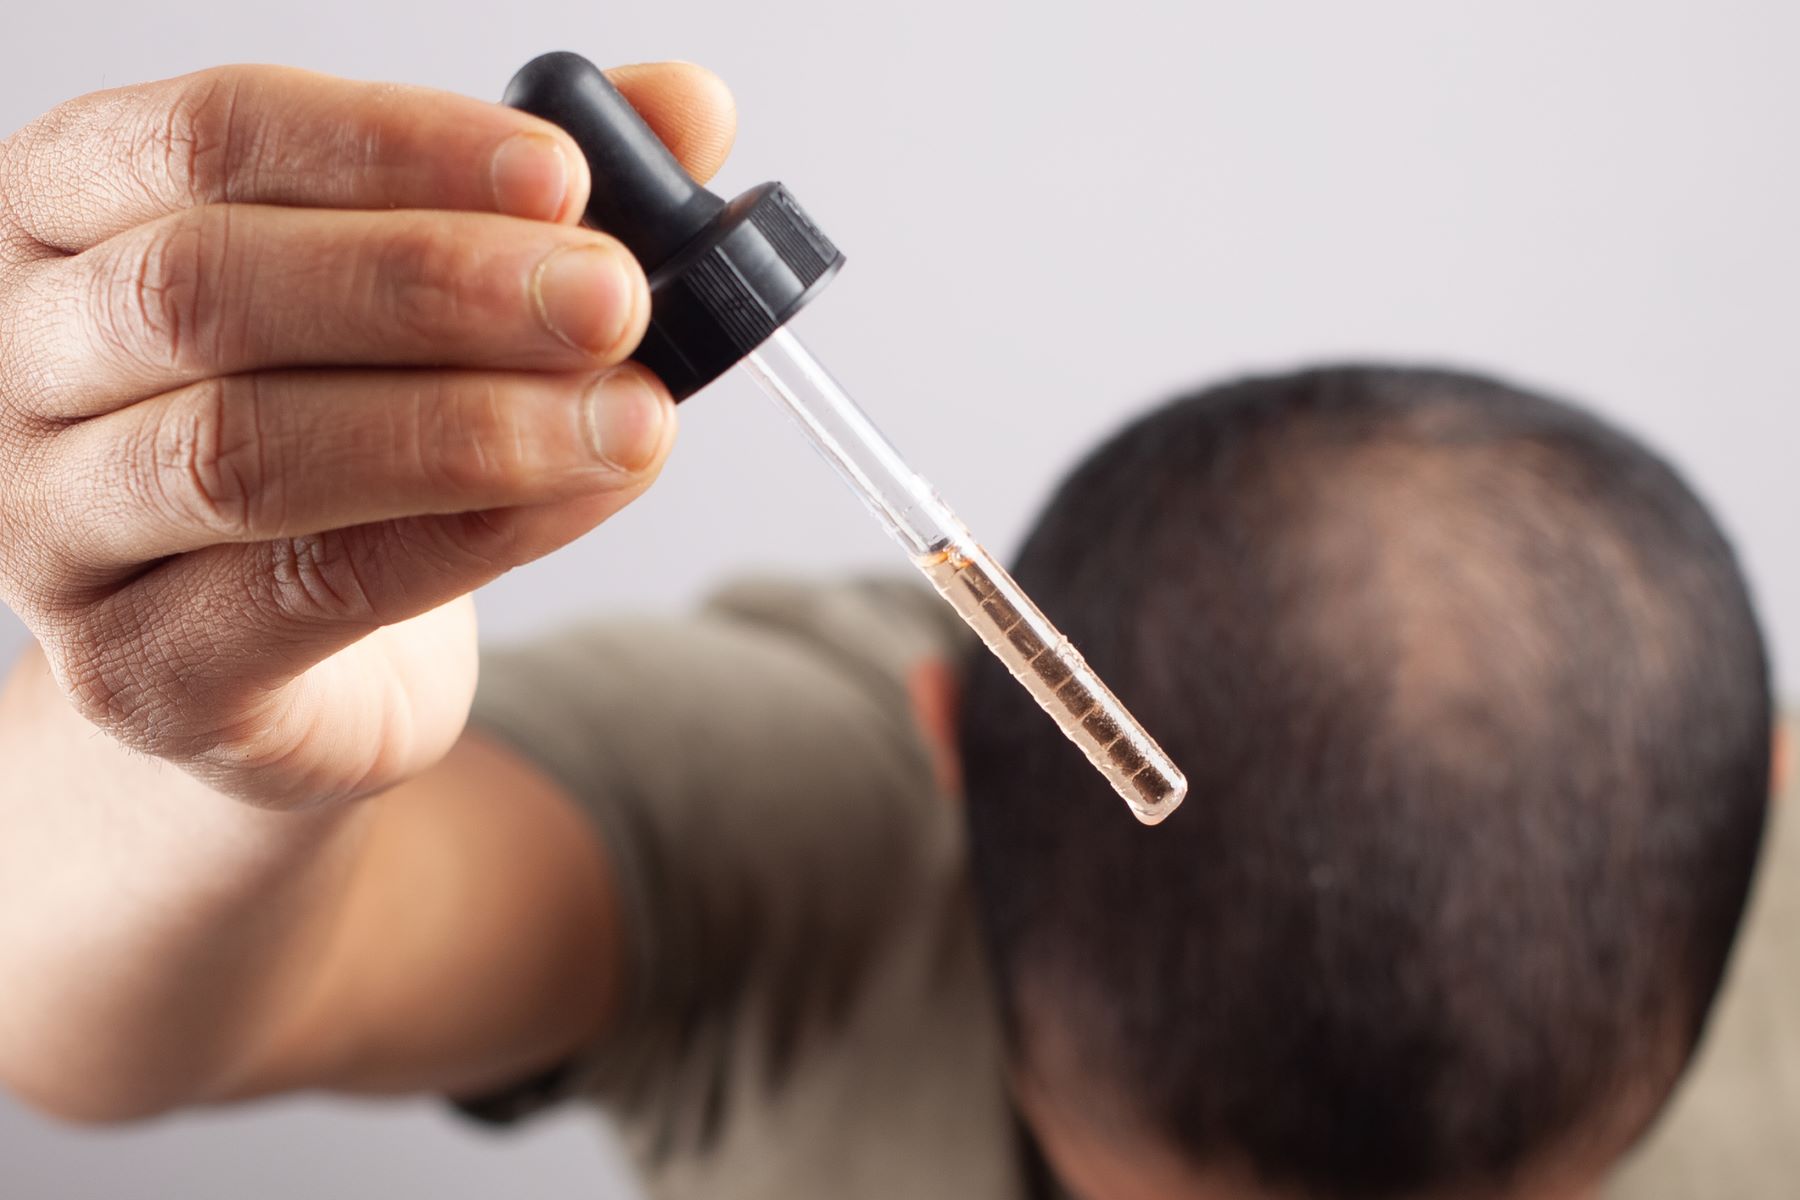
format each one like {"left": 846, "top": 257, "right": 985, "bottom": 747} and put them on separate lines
{"left": 0, "top": 62, "right": 736, "bottom": 809}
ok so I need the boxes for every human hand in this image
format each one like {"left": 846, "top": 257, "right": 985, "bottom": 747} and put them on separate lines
{"left": 0, "top": 62, "right": 735, "bottom": 808}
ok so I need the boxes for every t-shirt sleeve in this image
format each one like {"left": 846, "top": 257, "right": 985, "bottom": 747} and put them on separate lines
{"left": 450, "top": 576, "right": 970, "bottom": 1150}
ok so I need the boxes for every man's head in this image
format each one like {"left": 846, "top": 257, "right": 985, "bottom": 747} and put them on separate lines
{"left": 958, "top": 366, "right": 1773, "bottom": 1200}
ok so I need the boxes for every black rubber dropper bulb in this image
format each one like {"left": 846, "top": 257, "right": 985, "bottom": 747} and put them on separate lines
{"left": 504, "top": 52, "right": 844, "bottom": 400}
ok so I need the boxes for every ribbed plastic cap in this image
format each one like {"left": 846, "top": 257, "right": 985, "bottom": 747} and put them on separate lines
{"left": 505, "top": 52, "right": 844, "bottom": 400}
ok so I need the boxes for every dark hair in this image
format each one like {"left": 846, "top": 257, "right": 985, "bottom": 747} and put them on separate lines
{"left": 961, "top": 365, "right": 1771, "bottom": 1198}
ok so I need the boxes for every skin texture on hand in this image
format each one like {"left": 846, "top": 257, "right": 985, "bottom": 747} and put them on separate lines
{"left": 0, "top": 61, "right": 735, "bottom": 1120}
{"left": 0, "top": 61, "right": 733, "bottom": 811}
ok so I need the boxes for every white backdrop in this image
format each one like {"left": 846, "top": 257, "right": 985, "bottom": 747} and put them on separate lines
{"left": 2, "top": 1, "right": 1795, "bottom": 1195}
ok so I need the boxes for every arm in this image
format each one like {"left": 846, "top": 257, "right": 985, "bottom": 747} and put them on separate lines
{"left": 0, "top": 62, "right": 735, "bottom": 1122}
{"left": 0, "top": 589, "right": 959, "bottom": 1127}
{"left": 0, "top": 642, "right": 620, "bottom": 1119}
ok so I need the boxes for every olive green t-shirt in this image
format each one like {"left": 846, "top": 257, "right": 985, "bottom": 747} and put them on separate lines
{"left": 462, "top": 577, "right": 1799, "bottom": 1200}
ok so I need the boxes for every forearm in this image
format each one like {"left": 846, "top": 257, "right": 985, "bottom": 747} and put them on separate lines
{"left": 0, "top": 642, "right": 373, "bottom": 1121}
{"left": 0, "top": 57, "right": 726, "bottom": 1126}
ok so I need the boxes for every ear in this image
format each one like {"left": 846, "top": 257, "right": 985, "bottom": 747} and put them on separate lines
{"left": 905, "top": 657, "right": 963, "bottom": 799}
{"left": 1775, "top": 722, "right": 1793, "bottom": 801}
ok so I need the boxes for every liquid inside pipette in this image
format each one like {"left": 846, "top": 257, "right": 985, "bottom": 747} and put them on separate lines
{"left": 917, "top": 541, "right": 1187, "bottom": 823}
{"left": 740, "top": 327, "right": 1186, "bottom": 824}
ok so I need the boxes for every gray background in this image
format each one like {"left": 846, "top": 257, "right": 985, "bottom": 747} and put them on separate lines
{"left": 2, "top": 0, "right": 1794, "bottom": 1195}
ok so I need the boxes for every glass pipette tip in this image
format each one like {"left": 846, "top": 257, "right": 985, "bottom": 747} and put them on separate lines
{"left": 740, "top": 327, "right": 1187, "bottom": 825}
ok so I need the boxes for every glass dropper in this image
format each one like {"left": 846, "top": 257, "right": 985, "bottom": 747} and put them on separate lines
{"left": 741, "top": 328, "right": 1186, "bottom": 823}
{"left": 505, "top": 51, "right": 1187, "bottom": 823}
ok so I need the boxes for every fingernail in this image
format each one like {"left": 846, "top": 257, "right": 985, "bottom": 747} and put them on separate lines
{"left": 532, "top": 243, "right": 640, "bottom": 355}
{"left": 490, "top": 131, "right": 571, "bottom": 221}
{"left": 583, "top": 369, "right": 670, "bottom": 473}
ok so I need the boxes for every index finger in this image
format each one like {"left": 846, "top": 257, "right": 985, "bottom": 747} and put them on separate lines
{"left": 0, "top": 60, "right": 738, "bottom": 255}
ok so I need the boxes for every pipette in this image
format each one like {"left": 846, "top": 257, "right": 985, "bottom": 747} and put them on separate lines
{"left": 506, "top": 52, "right": 1186, "bottom": 824}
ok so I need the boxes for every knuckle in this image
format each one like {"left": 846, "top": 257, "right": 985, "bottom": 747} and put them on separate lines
{"left": 389, "top": 508, "right": 520, "bottom": 591}
{"left": 377, "top": 220, "right": 477, "bottom": 341}
{"left": 87, "top": 207, "right": 234, "bottom": 375}
{"left": 0, "top": 68, "right": 252, "bottom": 259}
{"left": 0, "top": 432, "right": 79, "bottom": 619}
{"left": 46, "top": 605, "right": 288, "bottom": 785}
{"left": 261, "top": 531, "right": 381, "bottom": 627}
{"left": 57, "top": 651, "right": 137, "bottom": 737}
{"left": 149, "top": 68, "right": 251, "bottom": 205}
{"left": 378, "top": 509, "right": 522, "bottom": 592}
{"left": 0, "top": 133, "right": 31, "bottom": 263}
{"left": 52, "top": 650, "right": 123, "bottom": 734}
{"left": 136, "top": 376, "right": 270, "bottom": 540}
{"left": 0, "top": 127, "right": 18, "bottom": 199}
{"left": 416, "top": 376, "right": 537, "bottom": 495}
{"left": 0, "top": 101, "right": 83, "bottom": 255}
{"left": 445, "top": 507, "right": 524, "bottom": 565}
{"left": 2, "top": 560, "right": 64, "bottom": 629}
{"left": 44, "top": 617, "right": 163, "bottom": 746}
{"left": 0, "top": 264, "right": 86, "bottom": 419}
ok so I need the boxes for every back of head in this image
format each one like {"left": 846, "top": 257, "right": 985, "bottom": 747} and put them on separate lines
{"left": 961, "top": 366, "right": 1772, "bottom": 1198}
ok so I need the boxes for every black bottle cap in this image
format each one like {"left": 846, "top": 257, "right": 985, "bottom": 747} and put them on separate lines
{"left": 504, "top": 52, "right": 845, "bottom": 401}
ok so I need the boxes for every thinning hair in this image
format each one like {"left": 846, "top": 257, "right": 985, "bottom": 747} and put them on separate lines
{"left": 961, "top": 365, "right": 1771, "bottom": 1198}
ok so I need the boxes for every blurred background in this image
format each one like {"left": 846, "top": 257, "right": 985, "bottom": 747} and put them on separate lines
{"left": 2, "top": 0, "right": 1795, "bottom": 1195}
